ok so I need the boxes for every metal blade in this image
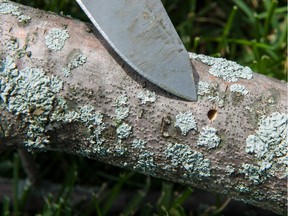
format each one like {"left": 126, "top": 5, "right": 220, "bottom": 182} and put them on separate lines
{"left": 76, "top": 0, "right": 197, "bottom": 101}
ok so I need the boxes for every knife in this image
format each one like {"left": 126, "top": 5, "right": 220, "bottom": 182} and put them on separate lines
{"left": 76, "top": 0, "right": 197, "bottom": 101}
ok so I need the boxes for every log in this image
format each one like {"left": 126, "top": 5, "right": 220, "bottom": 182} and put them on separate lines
{"left": 0, "top": 1, "right": 287, "bottom": 214}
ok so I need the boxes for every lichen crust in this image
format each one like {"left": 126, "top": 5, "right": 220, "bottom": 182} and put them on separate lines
{"left": 137, "top": 90, "right": 157, "bottom": 105}
{"left": 197, "top": 81, "right": 211, "bottom": 96}
{"left": 0, "top": 1, "right": 31, "bottom": 22}
{"left": 0, "top": 56, "right": 63, "bottom": 148}
{"left": 175, "top": 111, "right": 197, "bottom": 135}
{"left": 45, "top": 28, "right": 69, "bottom": 51}
{"left": 62, "top": 53, "right": 87, "bottom": 77}
{"left": 244, "top": 112, "right": 287, "bottom": 181}
{"left": 190, "top": 53, "right": 253, "bottom": 82}
{"left": 114, "top": 94, "right": 130, "bottom": 121}
{"left": 133, "top": 151, "right": 156, "bottom": 173}
{"left": 230, "top": 84, "right": 249, "bottom": 95}
{"left": 164, "top": 143, "right": 211, "bottom": 178}
{"left": 131, "top": 139, "right": 146, "bottom": 149}
{"left": 116, "top": 123, "right": 132, "bottom": 139}
{"left": 197, "top": 126, "right": 221, "bottom": 149}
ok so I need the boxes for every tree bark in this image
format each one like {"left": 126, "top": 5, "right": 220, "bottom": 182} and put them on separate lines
{"left": 0, "top": 1, "right": 287, "bottom": 214}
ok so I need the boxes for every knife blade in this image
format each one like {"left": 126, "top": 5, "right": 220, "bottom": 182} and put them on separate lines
{"left": 76, "top": 0, "right": 197, "bottom": 101}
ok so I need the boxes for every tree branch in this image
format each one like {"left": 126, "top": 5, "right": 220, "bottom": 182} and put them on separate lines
{"left": 0, "top": 1, "right": 287, "bottom": 214}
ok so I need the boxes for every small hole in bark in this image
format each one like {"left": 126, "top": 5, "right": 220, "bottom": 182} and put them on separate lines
{"left": 207, "top": 109, "right": 217, "bottom": 121}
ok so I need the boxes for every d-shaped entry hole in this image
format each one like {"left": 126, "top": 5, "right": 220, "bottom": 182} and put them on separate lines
{"left": 207, "top": 109, "right": 218, "bottom": 121}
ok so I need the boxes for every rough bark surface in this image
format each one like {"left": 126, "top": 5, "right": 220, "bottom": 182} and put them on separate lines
{"left": 0, "top": 1, "right": 287, "bottom": 214}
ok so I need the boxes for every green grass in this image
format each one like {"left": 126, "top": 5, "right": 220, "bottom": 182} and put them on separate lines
{"left": 1, "top": 0, "right": 287, "bottom": 215}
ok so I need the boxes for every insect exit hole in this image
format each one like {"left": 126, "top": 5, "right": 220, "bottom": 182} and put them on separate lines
{"left": 207, "top": 109, "right": 218, "bottom": 121}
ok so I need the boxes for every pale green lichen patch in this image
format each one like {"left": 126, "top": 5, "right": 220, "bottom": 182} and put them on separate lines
{"left": 0, "top": 1, "right": 31, "bottom": 22}
{"left": 114, "top": 94, "right": 130, "bottom": 121}
{"left": 245, "top": 112, "right": 287, "bottom": 180}
{"left": 175, "top": 111, "right": 197, "bottom": 135}
{"left": 197, "top": 126, "right": 221, "bottom": 149}
{"left": 134, "top": 151, "right": 156, "bottom": 173}
{"left": 131, "top": 138, "right": 146, "bottom": 149}
{"left": 45, "top": 28, "right": 69, "bottom": 51}
{"left": 113, "top": 140, "right": 127, "bottom": 156}
{"left": 197, "top": 81, "right": 211, "bottom": 96}
{"left": 6, "top": 38, "right": 19, "bottom": 51}
{"left": 62, "top": 53, "right": 87, "bottom": 77}
{"left": 51, "top": 102, "right": 106, "bottom": 152}
{"left": 79, "top": 105, "right": 103, "bottom": 125}
{"left": 0, "top": 56, "right": 63, "bottom": 148}
{"left": 225, "top": 165, "right": 235, "bottom": 175}
{"left": 235, "top": 185, "right": 251, "bottom": 193}
{"left": 115, "top": 107, "right": 129, "bottom": 121}
{"left": 115, "top": 94, "right": 128, "bottom": 107}
{"left": 197, "top": 81, "right": 221, "bottom": 103}
{"left": 130, "top": 138, "right": 156, "bottom": 173}
{"left": 230, "top": 84, "right": 249, "bottom": 95}
{"left": 116, "top": 123, "right": 132, "bottom": 139}
{"left": 190, "top": 53, "right": 253, "bottom": 82}
{"left": 164, "top": 143, "right": 211, "bottom": 178}
{"left": 137, "top": 90, "right": 157, "bottom": 104}
{"left": 240, "top": 163, "right": 263, "bottom": 185}
{"left": 5, "top": 37, "right": 29, "bottom": 59}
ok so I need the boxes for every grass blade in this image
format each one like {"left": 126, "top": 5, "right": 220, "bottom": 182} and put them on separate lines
{"left": 169, "top": 204, "right": 187, "bottom": 216}
{"left": 232, "top": 0, "right": 255, "bottom": 23}
{"left": 217, "top": 5, "right": 238, "bottom": 53}
{"left": 2, "top": 197, "right": 10, "bottom": 216}
{"left": 139, "top": 203, "right": 153, "bottom": 216}
{"left": 13, "top": 153, "right": 19, "bottom": 216}
{"left": 121, "top": 177, "right": 151, "bottom": 216}
{"left": 264, "top": 0, "right": 278, "bottom": 38}
{"left": 157, "top": 182, "right": 173, "bottom": 214}
{"left": 171, "top": 187, "right": 193, "bottom": 209}
{"left": 102, "top": 172, "right": 134, "bottom": 216}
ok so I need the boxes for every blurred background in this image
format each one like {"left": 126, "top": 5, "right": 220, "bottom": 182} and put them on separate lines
{"left": 1, "top": 0, "right": 287, "bottom": 215}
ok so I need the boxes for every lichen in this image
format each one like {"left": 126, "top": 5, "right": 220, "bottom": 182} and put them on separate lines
{"left": 45, "top": 28, "right": 69, "bottom": 51}
{"left": 137, "top": 90, "right": 157, "bottom": 104}
{"left": 5, "top": 37, "right": 28, "bottom": 59}
{"left": 225, "top": 165, "right": 235, "bottom": 175}
{"left": 0, "top": 55, "right": 108, "bottom": 150}
{"left": 131, "top": 139, "right": 146, "bottom": 149}
{"left": 245, "top": 112, "right": 287, "bottom": 180}
{"left": 0, "top": 56, "right": 63, "bottom": 148}
{"left": 0, "top": 1, "right": 31, "bottom": 23}
{"left": 236, "top": 185, "right": 251, "bottom": 193}
{"left": 115, "top": 94, "right": 128, "bottom": 107}
{"left": 112, "top": 140, "right": 127, "bottom": 156}
{"left": 175, "top": 111, "right": 197, "bottom": 135}
{"left": 130, "top": 138, "right": 156, "bottom": 173}
{"left": 116, "top": 123, "right": 132, "bottom": 139}
{"left": 190, "top": 53, "right": 253, "bottom": 82}
{"left": 6, "top": 38, "right": 19, "bottom": 51}
{"left": 115, "top": 107, "right": 129, "bottom": 121}
{"left": 164, "top": 143, "right": 211, "bottom": 178}
{"left": 51, "top": 103, "right": 106, "bottom": 148}
{"left": 230, "top": 84, "right": 249, "bottom": 95}
{"left": 61, "top": 67, "right": 70, "bottom": 77}
{"left": 134, "top": 151, "right": 156, "bottom": 173}
{"left": 114, "top": 94, "right": 130, "bottom": 121}
{"left": 196, "top": 81, "right": 222, "bottom": 103}
{"left": 62, "top": 53, "right": 87, "bottom": 77}
{"left": 79, "top": 105, "right": 102, "bottom": 125}
{"left": 197, "top": 81, "right": 211, "bottom": 96}
{"left": 240, "top": 163, "right": 263, "bottom": 185}
{"left": 197, "top": 126, "right": 221, "bottom": 149}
